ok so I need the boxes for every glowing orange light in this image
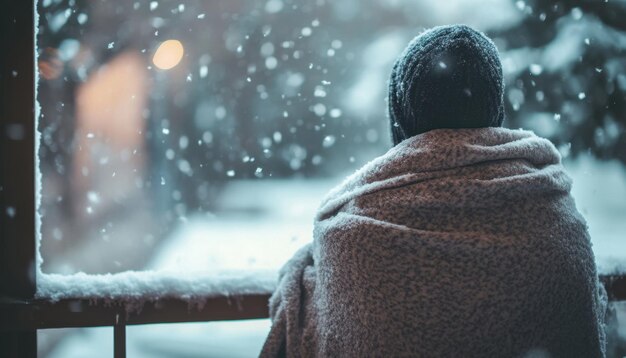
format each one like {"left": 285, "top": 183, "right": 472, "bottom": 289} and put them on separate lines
{"left": 152, "top": 39, "right": 184, "bottom": 70}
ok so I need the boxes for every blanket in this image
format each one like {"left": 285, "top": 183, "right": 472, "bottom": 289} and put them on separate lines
{"left": 260, "top": 127, "right": 607, "bottom": 357}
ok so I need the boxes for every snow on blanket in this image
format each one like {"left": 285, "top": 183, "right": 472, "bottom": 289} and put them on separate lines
{"left": 261, "top": 127, "right": 608, "bottom": 358}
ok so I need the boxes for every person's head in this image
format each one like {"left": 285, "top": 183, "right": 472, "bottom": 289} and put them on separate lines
{"left": 388, "top": 24, "right": 505, "bottom": 145}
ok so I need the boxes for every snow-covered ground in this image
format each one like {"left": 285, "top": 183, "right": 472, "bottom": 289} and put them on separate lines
{"left": 42, "top": 155, "right": 626, "bottom": 357}
{"left": 147, "top": 179, "right": 333, "bottom": 273}
{"left": 564, "top": 155, "right": 626, "bottom": 274}
{"left": 43, "top": 319, "right": 273, "bottom": 358}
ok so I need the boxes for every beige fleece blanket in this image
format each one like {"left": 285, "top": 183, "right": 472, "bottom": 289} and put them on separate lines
{"left": 261, "top": 127, "right": 607, "bottom": 357}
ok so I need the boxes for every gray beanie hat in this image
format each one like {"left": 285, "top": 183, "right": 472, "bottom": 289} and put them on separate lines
{"left": 388, "top": 24, "right": 505, "bottom": 145}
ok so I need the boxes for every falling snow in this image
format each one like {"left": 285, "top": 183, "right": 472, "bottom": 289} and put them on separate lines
{"left": 33, "top": 1, "right": 626, "bottom": 355}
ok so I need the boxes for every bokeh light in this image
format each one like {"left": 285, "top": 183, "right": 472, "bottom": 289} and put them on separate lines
{"left": 152, "top": 39, "right": 184, "bottom": 70}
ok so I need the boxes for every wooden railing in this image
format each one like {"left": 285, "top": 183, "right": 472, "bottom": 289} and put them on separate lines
{"left": 602, "top": 274, "right": 626, "bottom": 302}
{"left": 0, "top": 294, "right": 272, "bottom": 331}
{"left": 1, "top": 274, "right": 625, "bottom": 357}
{"left": 0, "top": 293, "right": 272, "bottom": 358}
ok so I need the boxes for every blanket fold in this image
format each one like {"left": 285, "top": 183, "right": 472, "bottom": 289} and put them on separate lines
{"left": 261, "top": 128, "right": 607, "bottom": 358}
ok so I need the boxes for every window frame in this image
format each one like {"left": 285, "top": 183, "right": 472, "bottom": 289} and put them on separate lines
{"left": 0, "top": 2, "right": 271, "bottom": 357}
{"left": 0, "top": 1, "right": 624, "bottom": 358}
{"left": 1, "top": 1, "right": 39, "bottom": 356}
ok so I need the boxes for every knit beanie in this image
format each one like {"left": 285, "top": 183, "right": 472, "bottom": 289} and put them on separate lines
{"left": 388, "top": 24, "right": 505, "bottom": 145}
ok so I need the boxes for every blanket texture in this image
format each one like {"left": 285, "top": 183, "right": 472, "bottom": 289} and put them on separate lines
{"left": 260, "top": 127, "right": 607, "bottom": 358}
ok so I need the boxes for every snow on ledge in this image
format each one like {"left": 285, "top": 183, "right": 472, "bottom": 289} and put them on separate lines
{"left": 597, "top": 257, "right": 626, "bottom": 276}
{"left": 35, "top": 257, "right": 624, "bottom": 303}
{"left": 36, "top": 270, "right": 277, "bottom": 305}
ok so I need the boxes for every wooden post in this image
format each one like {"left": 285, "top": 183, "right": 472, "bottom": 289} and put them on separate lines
{"left": 0, "top": 0, "right": 38, "bottom": 357}
{"left": 114, "top": 314, "right": 126, "bottom": 358}
{"left": 0, "top": 331, "right": 37, "bottom": 358}
{"left": 0, "top": 0, "right": 37, "bottom": 302}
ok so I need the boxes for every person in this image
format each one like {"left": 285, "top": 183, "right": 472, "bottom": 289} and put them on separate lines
{"left": 260, "top": 24, "right": 608, "bottom": 357}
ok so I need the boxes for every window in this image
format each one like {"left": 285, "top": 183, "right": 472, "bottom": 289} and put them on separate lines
{"left": 1, "top": 1, "right": 625, "bottom": 357}
{"left": 37, "top": 0, "right": 626, "bottom": 279}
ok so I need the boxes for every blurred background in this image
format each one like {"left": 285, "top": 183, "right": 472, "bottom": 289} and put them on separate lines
{"left": 36, "top": 0, "right": 626, "bottom": 356}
